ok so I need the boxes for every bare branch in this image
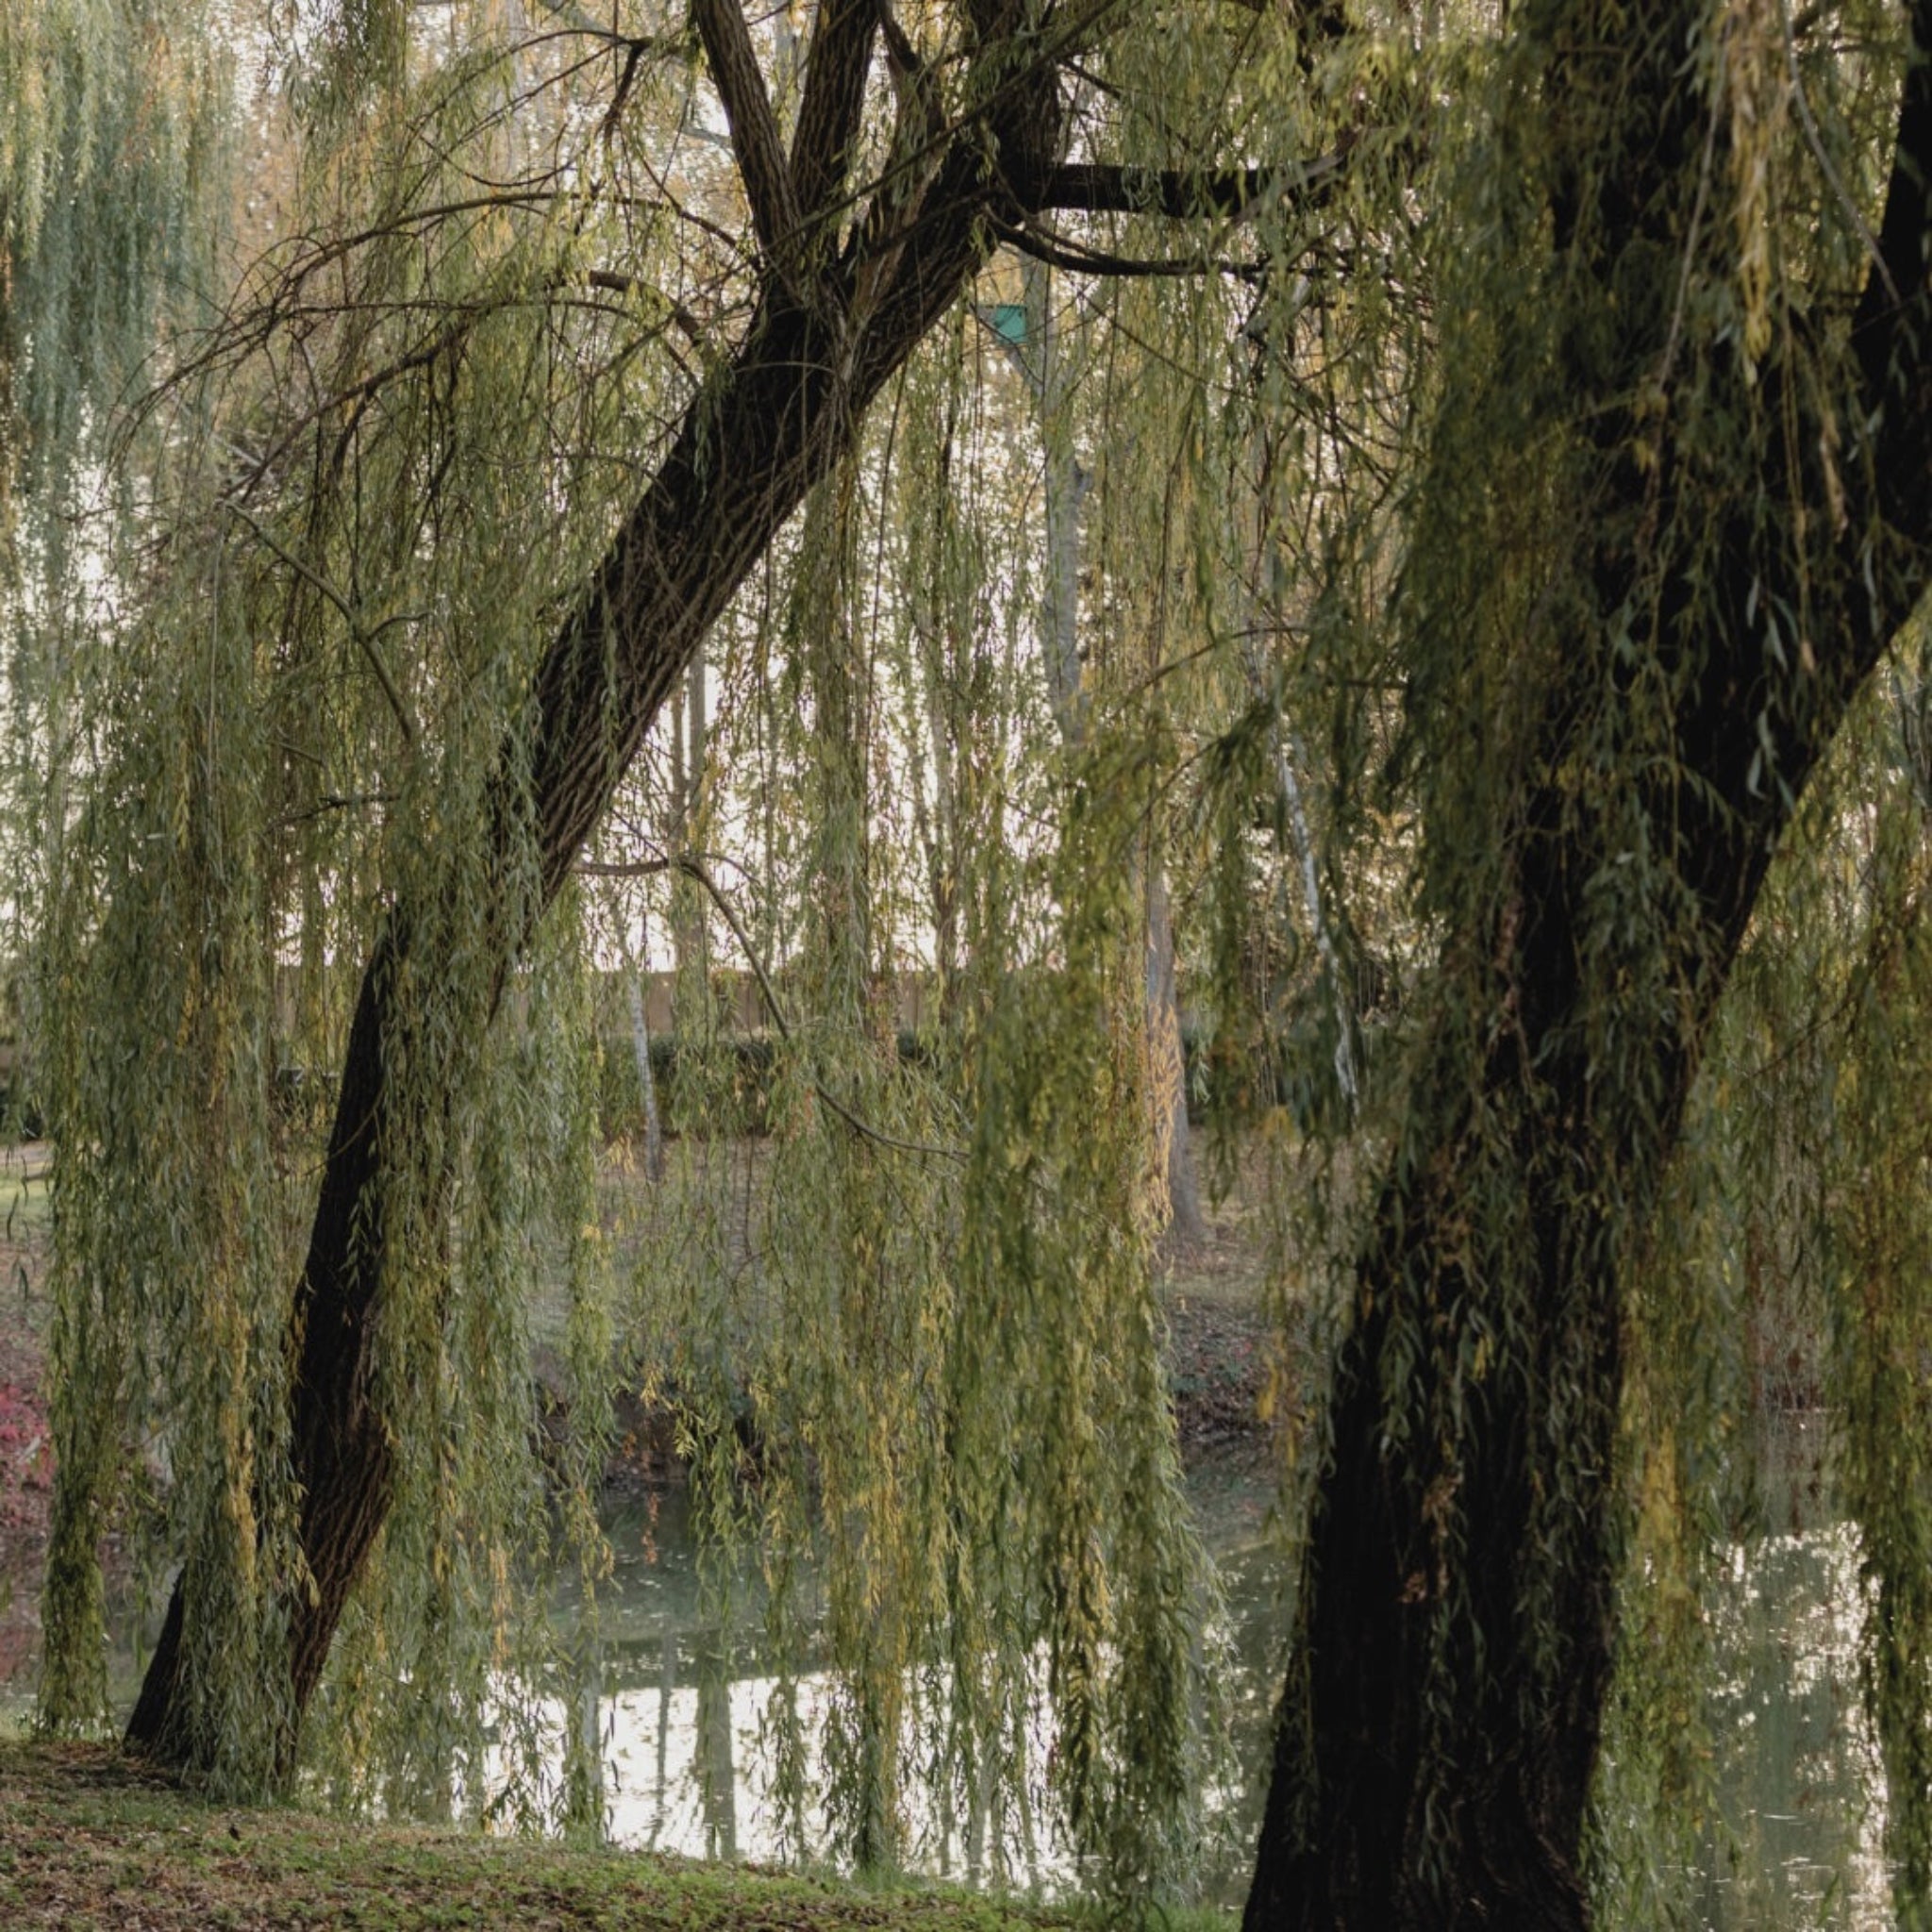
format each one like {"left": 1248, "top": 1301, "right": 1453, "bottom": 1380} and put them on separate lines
{"left": 1026, "top": 152, "right": 1346, "bottom": 219}
{"left": 574, "top": 856, "right": 674, "bottom": 876}
{"left": 221, "top": 503, "right": 419, "bottom": 751}
{"left": 579, "top": 850, "right": 966, "bottom": 1161}
{"left": 599, "top": 32, "right": 689, "bottom": 144}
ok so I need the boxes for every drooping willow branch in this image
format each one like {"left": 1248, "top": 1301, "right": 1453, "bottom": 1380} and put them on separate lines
{"left": 221, "top": 502, "right": 420, "bottom": 751}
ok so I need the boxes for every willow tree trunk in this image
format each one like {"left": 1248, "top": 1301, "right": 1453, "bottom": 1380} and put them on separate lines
{"left": 126, "top": 0, "right": 1072, "bottom": 1768}
{"left": 1243, "top": 4, "right": 1932, "bottom": 1924}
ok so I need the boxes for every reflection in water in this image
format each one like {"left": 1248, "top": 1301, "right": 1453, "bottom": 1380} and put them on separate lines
{"left": 1687, "top": 1412, "right": 1890, "bottom": 1929}
{"left": 1695, "top": 1523, "right": 1886, "bottom": 1926}
{"left": 553, "top": 1470, "right": 1282, "bottom": 1899}
{"left": 0, "top": 1425, "right": 1896, "bottom": 1921}
{"left": 694, "top": 1628, "right": 737, "bottom": 1859}
{"left": 560, "top": 1440, "right": 1893, "bottom": 1923}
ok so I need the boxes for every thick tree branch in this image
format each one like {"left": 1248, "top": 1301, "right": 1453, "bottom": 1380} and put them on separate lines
{"left": 692, "top": 0, "right": 811, "bottom": 297}
{"left": 791, "top": 0, "right": 879, "bottom": 221}
{"left": 991, "top": 210, "right": 1265, "bottom": 278}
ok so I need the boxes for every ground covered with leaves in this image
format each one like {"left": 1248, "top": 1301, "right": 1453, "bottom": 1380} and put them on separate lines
{"left": 0, "top": 1741, "right": 1097, "bottom": 1931}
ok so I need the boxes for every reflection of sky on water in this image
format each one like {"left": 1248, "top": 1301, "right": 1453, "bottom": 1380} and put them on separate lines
{"left": 591, "top": 1665, "right": 1068, "bottom": 1890}
{"left": 565, "top": 1442, "right": 1895, "bottom": 1924}
{"left": 1692, "top": 1517, "right": 1889, "bottom": 1928}
{"left": 0, "top": 1429, "right": 1899, "bottom": 1923}
{"left": 546, "top": 1464, "right": 1284, "bottom": 1901}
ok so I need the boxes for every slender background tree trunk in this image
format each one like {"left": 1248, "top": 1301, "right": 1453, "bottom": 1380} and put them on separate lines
{"left": 1022, "top": 258, "right": 1205, "bottom": 1242}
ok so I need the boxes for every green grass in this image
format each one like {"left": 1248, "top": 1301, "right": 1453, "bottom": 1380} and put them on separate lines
{"left": 0, "top": 1740, "right": 1102, "bottom": 1930}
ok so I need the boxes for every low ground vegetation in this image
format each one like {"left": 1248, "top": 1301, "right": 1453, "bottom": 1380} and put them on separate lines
{"left": 0, "top": 1740, "right": 1098, "bottom": 1932}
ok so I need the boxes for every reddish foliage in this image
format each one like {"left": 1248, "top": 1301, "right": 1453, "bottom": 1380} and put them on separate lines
{"left": 0, "top": 1379, "right": 52, "bottom": 1524}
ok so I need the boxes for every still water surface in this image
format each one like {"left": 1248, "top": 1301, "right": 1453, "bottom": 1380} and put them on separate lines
{"left": 0, "top": 1418, "right": 1892, "bottom": 1923}
{"left": 549, "top": 1462, "right": 1283, "bottom": 1897}
{"left": 553, "top": 1425, "right": 1888, "bottom": 1924}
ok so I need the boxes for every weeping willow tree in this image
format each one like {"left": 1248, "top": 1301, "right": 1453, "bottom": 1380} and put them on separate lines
{"left": 31, "top": 0, "right": 1350, "bottom": 1889}
{"left": 1240, "top": 0, "right": 1932, "bottom": 1922}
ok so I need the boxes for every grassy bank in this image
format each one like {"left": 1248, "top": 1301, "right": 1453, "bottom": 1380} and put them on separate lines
{"left": 0, "top": 1740, "right": 1091, "bottom": 1931}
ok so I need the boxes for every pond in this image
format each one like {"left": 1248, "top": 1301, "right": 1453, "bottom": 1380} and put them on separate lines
{"left": 541, "top": 1421, "right": 1887, "bottom": 1924}
{"left": 0, "top": 1416, "right": 1896, "bottom": 1924}
{"left": 542, "top": 1458, "right": 1285, "bottom": 1899}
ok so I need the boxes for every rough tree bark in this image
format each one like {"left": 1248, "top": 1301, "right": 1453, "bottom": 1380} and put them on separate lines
{"left": 1243, "top": 3, "right": 1932, "bottom": 1925}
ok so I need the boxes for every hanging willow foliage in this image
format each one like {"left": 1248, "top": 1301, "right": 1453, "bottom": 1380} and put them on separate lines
{"left": 1, "top": 0, "right": 228, "bottom": 1108}
{"left": 1589, "top": 631, "right": 1932, "bottom": 1926}
{"left": 26, "top": 0, "right": 1932, "bottom": 1918}
{"left": 0, "top": 0, "right": 225, "bottom": 517}
{"left": 38, "top": 8, "right": 679, "bottom": 1787}
{"left": 26, "top": 0, "right": 1324, "bottom": 1890}
{"left": 1833, "top": 674, "right": 1932, "bottom": 1922}
{"left": 1218, "top": 0, "right": 1932, "bottom": 1920}
{"left": 619, "top": 424, "right": 1223, "bottom": 1893}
